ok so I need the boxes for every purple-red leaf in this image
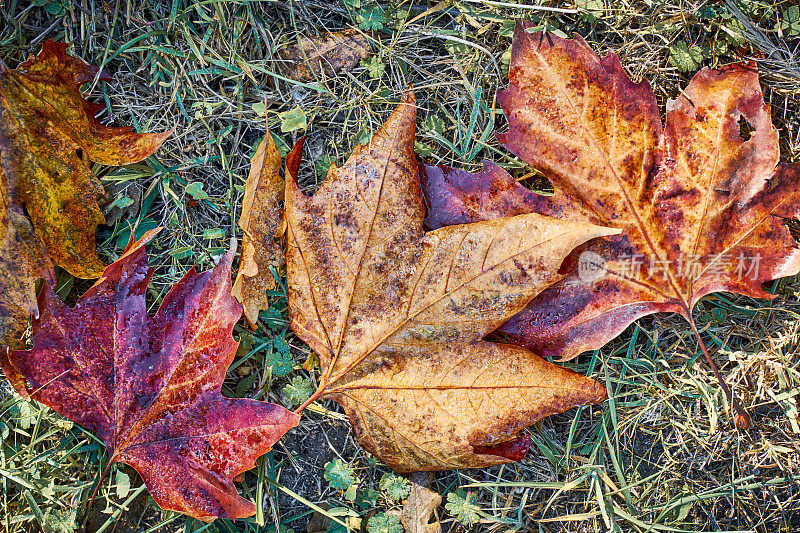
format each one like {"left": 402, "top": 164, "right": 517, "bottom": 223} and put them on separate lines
{"left": 1, "top": 231, "right": 299, "bottom": 521}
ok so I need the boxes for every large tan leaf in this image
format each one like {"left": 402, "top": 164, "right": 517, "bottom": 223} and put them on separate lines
{"left": 286, "top": 91, "right": 619, "bottom": 471}
{"left": 232, "top": 129, "right": 285, "bottom": 327}
{"left": 0, "top": 41, "right": 169, "bottom": 348}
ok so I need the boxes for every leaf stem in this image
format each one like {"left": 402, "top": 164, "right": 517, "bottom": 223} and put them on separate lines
{"left": 80, "top": 459, "right": 113, "bottom": 530}
{"left": 294, "top": 378, "right": 329, "bottom": 414}
{"left": 686, "top": 314, "right": 751, "bottom": 429}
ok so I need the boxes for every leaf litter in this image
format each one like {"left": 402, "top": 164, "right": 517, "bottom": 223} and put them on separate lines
{"left": 2, "top": 2, "right": 800, "bottom": 531}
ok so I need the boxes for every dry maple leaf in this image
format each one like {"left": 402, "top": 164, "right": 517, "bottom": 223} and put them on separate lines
{"left": 420, "top": 23, "right": 800, "bottom": 424}
{"left": 232, "top": 128, "right": 286, "bottom": 327}
{"left": 285, "top": 90, "right": 620, "bottom": 472}
{"left": 278, "top": 29, "right": 371, "bottom": 83}
{"left": 1, "top": 230, "right": 299, "bottom": 521}
{"left": 400, "top": 474, "right": 442, "bottom": 533}
{"left": 0, "top": 40, "right": 170, "bottom": 348}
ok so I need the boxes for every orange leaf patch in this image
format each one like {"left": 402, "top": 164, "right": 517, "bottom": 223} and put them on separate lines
{"left": 0, "top": 41, "right": 170, "bottom": 348}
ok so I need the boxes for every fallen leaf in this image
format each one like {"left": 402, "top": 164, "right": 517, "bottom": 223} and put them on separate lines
{"left": 285, "top": 90, "right": 618, "bottom": 472}
{"left": 232, "top": 129, "right": 286, "bottom": 327}
{"left": 400, "top": 474, "right": 442, "bottom": 533}
{"left": 0, "top": 40, "right": 170, "bottom": 348}
{"left": 279, "top": 29, "right": 371, "bottom": 83}
{"left": 1, "top": 230, "right": 299, "bottom": 521}
{"left": 278, "top": 107, "right": 308, "bottom": 133}
{"left": 421, "top": 23, "right": 800, "bottom": 363}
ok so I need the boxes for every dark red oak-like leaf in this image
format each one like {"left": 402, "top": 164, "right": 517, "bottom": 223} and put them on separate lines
{"left": 420, "top": 22, "right": 800, "bottom": 361}
{"left": 1, "top": 230, "right": 299, "bottom": 521}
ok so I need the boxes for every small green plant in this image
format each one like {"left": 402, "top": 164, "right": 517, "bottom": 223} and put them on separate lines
{"left": 421, "top": 114, "right": 445, "bottom": 136}
{"left": 379, "top": 473, "right": 410, "bottom": 501}
{"left": 367, "top": 512, "right": 403, "bottom": 533}
{"left": 324, "top": 458, "right": 357, "bottom": 490}
{"left": 413, "top": 140, "right": 434, "bottom": 157}
{"left": 361, "top": 56, "right": 386, "bottom": 79}
{"left": 184, "top": 181, "right": 209, "bottom": 201}
{"left": 357, "top": 6, "right": 387, "bottom": 31}
{"left": 266, "top": 336, "right": 294, "bottom": 377}
{"left": 282, "top": 376, "right": 313, "bottom": 407}
{"left": 777, "top": 6, "right": 800, "bottom": 37}
{"left": 445, "top": 491, "right": 480, "bottom": 526}
{"left": 278, "top": 107, "right": 307, "bottom": 133}
{"left": 669, "top": 41, "right": 703, "bottom": 72}
{"left": 32, "top": 0, "right": 69, "bottom": 16}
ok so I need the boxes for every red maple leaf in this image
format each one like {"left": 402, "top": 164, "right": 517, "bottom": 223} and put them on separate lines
{"left": 1, "top": 230, "right": 299, "bottom": 521}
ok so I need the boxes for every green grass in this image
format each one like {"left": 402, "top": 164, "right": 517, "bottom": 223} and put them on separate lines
{"left": 2, "top": 0, "right": 800, "bottom": 532}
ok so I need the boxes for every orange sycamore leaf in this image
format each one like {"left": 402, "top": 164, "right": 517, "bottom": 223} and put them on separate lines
{"left": 285, "top": 91, "right": 619, "bottom": 472}
{"left": 421, "top": 24, "right": 800, "bottom": 368}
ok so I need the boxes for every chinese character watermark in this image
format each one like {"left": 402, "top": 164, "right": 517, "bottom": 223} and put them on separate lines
{"left": 575, "top": 251, "right": 762, "bottom": 284}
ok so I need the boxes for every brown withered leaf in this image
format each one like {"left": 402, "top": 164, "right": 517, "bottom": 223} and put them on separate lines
{"left": 420, "top": 22, "right": 800, "bottom": 363}
{"left": 400, "top": 475, "right": 442, "bottom": 533}
{"left": 279, "top": 29, "right": 371, "bottom": 83}
{"left": 232, "top": 129, "right": 286, "bottom": 327}
{"left": 285, "top": 90, "right": 619, "bottom": 472}
{"left": 0, "top": 40, "right": 169, "bottom": 348}
{"left": 1, "top": 230, "right": 299, "bottom": 521}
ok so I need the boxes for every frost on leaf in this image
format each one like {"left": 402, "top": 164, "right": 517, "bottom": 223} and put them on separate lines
{"left": 285, "top": 91, "right": 618, "bottom": 472}
{"left": 232, "top": 130, "right": 285, "bottom": 327}
{"left": 420, "top": 22, "right": 800, "bottom": 362}
{"left": 0, "top": 41, "right": 170, "bottom": 348}
{"left": 0, "top": 231, "right": 299, "bottom": 521}
{"left": 279, "top": 29, "right": 371, "bottom": 83}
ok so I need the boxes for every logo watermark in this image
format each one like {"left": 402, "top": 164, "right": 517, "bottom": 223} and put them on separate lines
{"left": 577, "top": 251, "right": 607, "bottom": 283}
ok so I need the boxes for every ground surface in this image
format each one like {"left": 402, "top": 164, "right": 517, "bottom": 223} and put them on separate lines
{"left": 1, "top": 1, "right": 800, "bottom": 532}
